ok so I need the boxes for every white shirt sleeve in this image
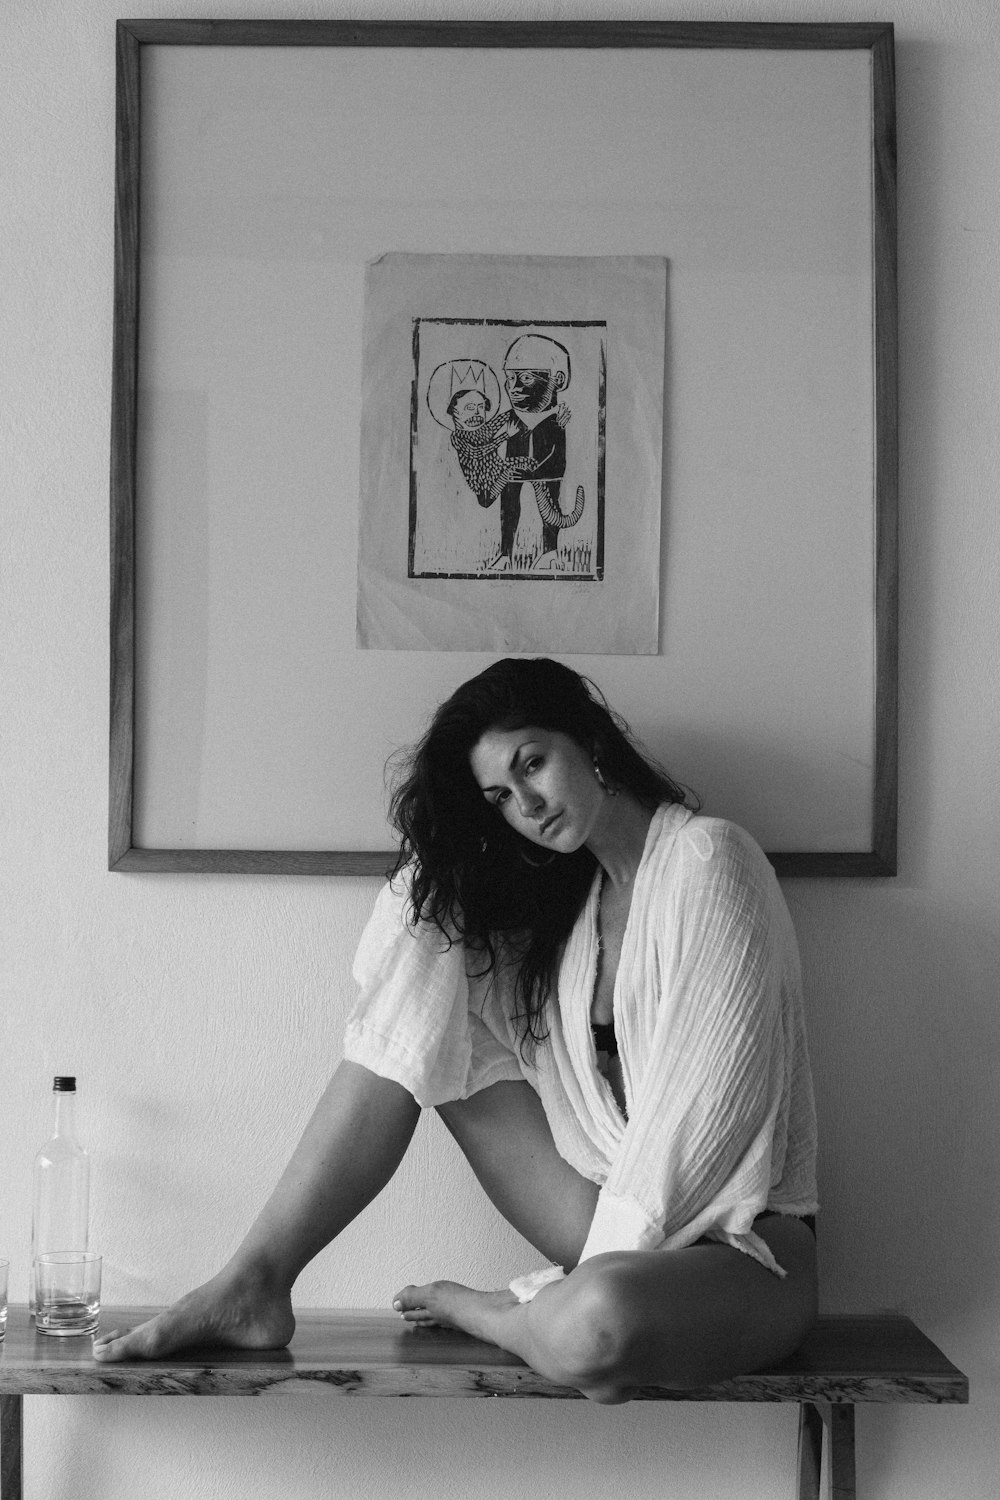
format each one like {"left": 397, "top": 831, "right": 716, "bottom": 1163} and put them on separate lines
{"left": 578, "top": 822, "right": 803, "bottom": 1276}
{"left": 343, "top": 875, "right": 523, "bottom": 1108}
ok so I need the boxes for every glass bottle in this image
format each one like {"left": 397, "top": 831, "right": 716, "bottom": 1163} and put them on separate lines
{"left": 30, "top": 1076, "right": 90, "bottom": 1316}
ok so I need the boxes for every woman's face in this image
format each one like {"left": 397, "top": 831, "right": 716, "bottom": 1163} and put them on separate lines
{"left": 469, "top": 725, "right": 608, "bottom": 854}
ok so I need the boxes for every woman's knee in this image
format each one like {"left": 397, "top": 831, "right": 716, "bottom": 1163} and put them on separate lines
{"left": 755, "top": 1217, "right": 820, "bottom": 1331}
{"left": 533, "top": 1255, "right": 641, "bottom": 1401}
{"left": 534, "top": 1230, "right": 819, "bottom": 1401}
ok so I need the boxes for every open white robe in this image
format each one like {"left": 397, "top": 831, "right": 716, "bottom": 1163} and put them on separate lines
{"left": 344, "top": 803, "right": 818, "bottom": 1283}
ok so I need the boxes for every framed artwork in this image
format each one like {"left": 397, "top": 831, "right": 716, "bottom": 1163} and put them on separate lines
{"left": 358, "top": 252, "right": 665, "bottom": 654}
{"left": 109, "top": 20, "right": 897, "bottom": 877}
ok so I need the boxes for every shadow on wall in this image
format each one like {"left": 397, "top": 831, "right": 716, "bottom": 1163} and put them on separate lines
{"left": 786, "top": 874, "right": 995, "bottom": 1493}
{"left": 789, "top": 881, "right": 999, "bottom": 1321}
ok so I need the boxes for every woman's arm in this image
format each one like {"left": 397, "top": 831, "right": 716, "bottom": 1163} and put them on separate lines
{"left": 93, "top": 1061, "right": 420, "bottom": 1361}
{"left": 578, "top": 823, "right": 810, "bottom": 1270}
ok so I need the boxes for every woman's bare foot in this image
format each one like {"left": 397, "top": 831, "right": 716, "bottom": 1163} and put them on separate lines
{"left": 92, "top": 1261, "right": 295, "bottom": 1363}
{"left": 393, "top": 1280, "right": 521, "bottom": 1345}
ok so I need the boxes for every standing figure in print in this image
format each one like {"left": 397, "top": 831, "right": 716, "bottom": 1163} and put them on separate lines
{"left": 491, "top": 335, "right": 585, "bottom": 572}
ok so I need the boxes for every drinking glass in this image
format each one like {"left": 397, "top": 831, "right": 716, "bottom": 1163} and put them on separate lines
{"left": 0, "top": 1258, "right": 8, "bottom": 1339}
{"left": 34, "top": 1252, "right": 101, "bottom": 1336}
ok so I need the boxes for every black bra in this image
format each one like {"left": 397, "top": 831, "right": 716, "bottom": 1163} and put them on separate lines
{"left": 591, "top": 1021, "right": 618, "bottom": 1059}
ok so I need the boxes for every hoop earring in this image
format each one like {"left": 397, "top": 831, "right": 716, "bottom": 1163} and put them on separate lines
{"left": 593, "top": 757, "right": 619, "bottom": 797}
{"left": 518, "top": 844, "right": 557, "bottom": 868}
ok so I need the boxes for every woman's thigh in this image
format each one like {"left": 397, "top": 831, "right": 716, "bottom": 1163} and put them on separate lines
{"left": 547, "top": 1215, "right": 818, "bottom": 1397}
{"left": 437, "top": 1081, "right": 599, "bottom": 1268}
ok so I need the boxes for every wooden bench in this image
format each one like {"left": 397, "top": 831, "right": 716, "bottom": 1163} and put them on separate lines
{"left": 0, "top": 1307, "right": 967, "bottom": 1500}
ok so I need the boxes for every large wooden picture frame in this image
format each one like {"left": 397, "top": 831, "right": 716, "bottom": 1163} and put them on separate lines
{"left": 109, "top": 20, "right": 897, "bottom": 877}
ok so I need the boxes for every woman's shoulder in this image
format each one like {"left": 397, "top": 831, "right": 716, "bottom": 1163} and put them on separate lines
{"left": 646, "top": 810, "right": 798, "bottom": 969}
{"left": 649, "top": 803, "right": 763, "bottom": 857}
{"left": 651, "top": 806, "right": 774, "bottom": 888}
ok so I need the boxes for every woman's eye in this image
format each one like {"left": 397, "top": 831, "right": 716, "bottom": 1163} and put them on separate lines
{"left": 525, "top": 757, "right": 542, "bottom": 773}
{"left": 493, "top": 790, "right": 510, "bottom": 806}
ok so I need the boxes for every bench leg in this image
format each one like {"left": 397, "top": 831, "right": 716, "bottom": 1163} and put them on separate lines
{"left": 824, "top": 1403, "right": 856, "bottom": 1500}
{"left": 797, "top": 1402, "right": 857, "bottom": 1500}
{"left": 797, "top": 1402, "right": 824, "bottom": 1500}
{"left": 797, "top": 1398, "right": 863, "bottom": 1494}
{"left": 1, "top": 1396, "right": 23, "bottom": 1500}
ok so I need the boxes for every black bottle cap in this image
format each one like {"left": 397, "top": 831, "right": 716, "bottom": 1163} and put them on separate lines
{"left": 53, "top": 1076, "right": 77, "bottom": 1091}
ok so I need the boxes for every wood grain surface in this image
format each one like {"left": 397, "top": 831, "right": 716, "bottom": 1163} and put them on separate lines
{"left": 0, "top": 1310, "right": 968, "bottom": 1403}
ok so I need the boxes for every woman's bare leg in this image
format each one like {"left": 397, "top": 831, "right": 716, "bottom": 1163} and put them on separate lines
{"left": 394, "top": 1215, "right": 818, "bottom": 1404}
{"left": 94, "top": 1061, "right": 420, "bottom": 1362}
{"left": 436, "top": 1081, "right": 599, "bottom": 1269}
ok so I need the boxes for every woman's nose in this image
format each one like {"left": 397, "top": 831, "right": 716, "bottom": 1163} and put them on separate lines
{"left": 514, "top": 785, "right": 543, "bottom": 818}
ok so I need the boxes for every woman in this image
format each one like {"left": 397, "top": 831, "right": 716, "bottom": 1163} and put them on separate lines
{"left": 94, "top": 659, "right": 818, "bottom": 1402}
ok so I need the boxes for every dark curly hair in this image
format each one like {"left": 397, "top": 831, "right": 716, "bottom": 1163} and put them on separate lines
{"left": 388, "top": 658, "right": 695, "bottom": 1048}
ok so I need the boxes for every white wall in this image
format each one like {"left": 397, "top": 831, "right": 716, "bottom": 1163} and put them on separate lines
{"left": 3, "top": 1, "right": 998, "bottom": 1497}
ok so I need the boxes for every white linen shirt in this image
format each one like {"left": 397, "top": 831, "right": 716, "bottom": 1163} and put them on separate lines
{"left": 344, "top": 803, "right": 818, "bottom": 1281}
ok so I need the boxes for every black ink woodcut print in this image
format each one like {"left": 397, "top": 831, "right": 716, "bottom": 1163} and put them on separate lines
{"left": 357, "top": 253, "right": 665, "bottom": 654}
{"left": 413, "top": 321, "right": 605, "bottom": 580}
